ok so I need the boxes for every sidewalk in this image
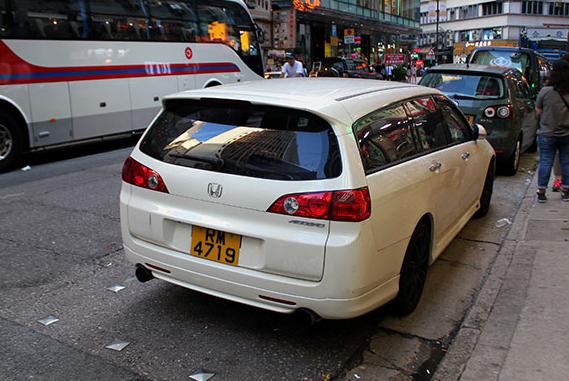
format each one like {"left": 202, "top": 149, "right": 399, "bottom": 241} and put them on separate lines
{"left": 434, "top": 174, "right": 569, "bottom": 381}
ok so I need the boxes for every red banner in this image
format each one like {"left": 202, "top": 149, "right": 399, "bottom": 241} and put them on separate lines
{"left": 384, "top": 54, "right": 406, "bottom": 65}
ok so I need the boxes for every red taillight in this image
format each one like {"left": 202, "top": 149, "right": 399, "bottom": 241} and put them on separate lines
{"left": 331, "top": 188, "right": 371, "bottom": 221}
{"left": 267, "top": 187, "right": 371, "bottom": 222}
{"left": 268, "top": 191, "right": 332, "bottom": 219}
{"left": 122, "top": 156, "right": 169, "bottom": 193}
{"left": 484, "top": 105, "right": 513, "bottom": 119}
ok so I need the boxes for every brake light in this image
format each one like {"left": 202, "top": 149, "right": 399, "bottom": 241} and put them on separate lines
{"left": 122, "top": 156, "right": 169, "bottom": 193}
{"left": 268, "top": 187, "right": 371, "bottom": 222}
{"left": 484, "top": 105, "right": 513, "bottom": 119}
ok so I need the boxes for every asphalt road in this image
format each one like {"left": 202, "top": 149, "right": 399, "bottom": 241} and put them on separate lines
{"left": 0, "top": 141, "right": 538, "bottom": 381}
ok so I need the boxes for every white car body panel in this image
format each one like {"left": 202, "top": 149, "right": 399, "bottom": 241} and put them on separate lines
{"left": 120, "top": 78, "right": 495, "bottom": 319}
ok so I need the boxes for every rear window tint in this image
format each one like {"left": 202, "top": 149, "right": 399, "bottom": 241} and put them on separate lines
{"left": 139, "top": 100, "right": 342, "bottom": 181}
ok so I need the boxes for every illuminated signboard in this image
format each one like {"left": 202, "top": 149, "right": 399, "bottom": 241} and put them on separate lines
{"left": 293, "top": 0, "right": 321, "bottom": 11}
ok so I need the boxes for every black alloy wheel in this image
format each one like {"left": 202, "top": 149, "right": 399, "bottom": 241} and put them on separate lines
{"left": 473, "top": 163, "right": 495, "bottom": 218}
{"left": 391, "top": 222, "right": 430, "bottom": 316}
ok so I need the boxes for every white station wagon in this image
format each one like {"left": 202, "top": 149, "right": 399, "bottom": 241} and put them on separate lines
{"left": 120, "top": 79, "right": 495, "bottom": 320}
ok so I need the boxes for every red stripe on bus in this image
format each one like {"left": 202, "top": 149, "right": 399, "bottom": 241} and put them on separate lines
{"left": 0, "top": 41, "right": 240, "bottom": 85}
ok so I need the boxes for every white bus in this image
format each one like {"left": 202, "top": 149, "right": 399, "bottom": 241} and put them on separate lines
{"left": 0, "top": 0, "right": 263, "bottom": 170}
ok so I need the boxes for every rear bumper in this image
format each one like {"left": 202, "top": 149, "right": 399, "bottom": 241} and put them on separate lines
{"left": 123, "top": 239, "right": 400, "bottom": 320}
{"left": 479, "top": 120, "right": 519, "bottom": 160}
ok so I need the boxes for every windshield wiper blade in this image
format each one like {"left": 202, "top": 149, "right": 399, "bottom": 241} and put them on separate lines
{"left": 168, "top": 153, "right": 223, "bottom": 167}
{"left": 452, "top": 94, "right": 479, "bottom": 100}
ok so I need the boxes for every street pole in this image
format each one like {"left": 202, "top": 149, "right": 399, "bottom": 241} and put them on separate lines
{"left": 435, "top": 0, "right": 439, "bottom": 64}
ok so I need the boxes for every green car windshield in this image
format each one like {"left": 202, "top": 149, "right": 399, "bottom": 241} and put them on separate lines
{"left": 420, "top": 73, "right": 505, "bottom": 100}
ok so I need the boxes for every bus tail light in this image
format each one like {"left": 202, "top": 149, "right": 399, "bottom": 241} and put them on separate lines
{"left": 122, "top": 156, "right": 169, "bottom": 193}
{"left": 268, "top": 187, "right": 371, "bottom": 222}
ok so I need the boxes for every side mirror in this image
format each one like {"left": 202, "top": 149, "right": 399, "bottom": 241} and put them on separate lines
{"left": 254, "top": 24, "right": 265, "bottom": 44}
{"left": 471, "top": 123, "right": 487, "bottom": 140}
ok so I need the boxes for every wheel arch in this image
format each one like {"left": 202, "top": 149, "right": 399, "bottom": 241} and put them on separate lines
{"left": 417, "top": 213, "right": 435, "bottom": 264}
{"left": 204, "top": 79, "right": 223, "bottom": 88}
{"left": 0, "top": 96, "right": 31, "bottom": 151}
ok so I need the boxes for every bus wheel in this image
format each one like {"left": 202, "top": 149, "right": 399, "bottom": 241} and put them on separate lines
{"left": 205, "top": 81, "right": 222, "bottom": 88}
{"left": 0, "top": 112, "right": 23, "bottom": 172}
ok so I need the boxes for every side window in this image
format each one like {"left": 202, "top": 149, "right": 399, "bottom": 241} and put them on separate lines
{"left": 442, "top": 103, "right": 471, "bottom": 144}
{"left": 11, "top": 0, "right": 88, "bottom": 39}
{"left": 89, "top": 0, "right": 150, "bottom": 40}
{"left": 354, "top": 105, "right": 418, "bottom": 173}
{"left": 517, "top": 80, "right": 530, "bottom": 99}
{"left": 0, "top": 0, "right": 10, "bottom": 37}
{"left": 196, "top": 3, "right": 259, "bottom": 57}
{"left": 146, "top": 0, "right": 198, "bottom": 42}
{"left": 406, "top": 97, "right": 451, "bottom": 151}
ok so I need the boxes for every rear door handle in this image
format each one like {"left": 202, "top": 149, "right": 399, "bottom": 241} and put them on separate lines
{"left": 461, "top": 152, "right": 471, "bottom": 160}
{"left": 429, "top": 161, "right": 442, "bottom": 172}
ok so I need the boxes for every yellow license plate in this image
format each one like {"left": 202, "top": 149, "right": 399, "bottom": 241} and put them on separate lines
{"left": 466, "top": 115, "right": 474, "bottom": 124}
{"left": 190, "top": 226, "right": 241, "bottom": 266}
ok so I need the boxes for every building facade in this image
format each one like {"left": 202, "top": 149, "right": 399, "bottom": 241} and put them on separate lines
{"left": 419, "top": 0, "right": 569, "bottom": 62}
{"left": 265, "top": 0, "right": 421, "bottom": 65}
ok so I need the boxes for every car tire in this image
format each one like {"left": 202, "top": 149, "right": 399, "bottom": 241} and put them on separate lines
{"left": 473, "top": 162, "right": 495, "bottom": 219}
{"left": 391, "top": 221, "right": 430, "bottom": 316}
{"left": 500, "top": 136, "right": 521, "bottom": 176}
{"left": 0, "top": 111, "right": 23, "bottom": 173}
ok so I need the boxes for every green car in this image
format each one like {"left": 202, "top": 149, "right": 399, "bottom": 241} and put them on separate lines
{"left": 419, "top": 64, "right": 538, "bottom": 175}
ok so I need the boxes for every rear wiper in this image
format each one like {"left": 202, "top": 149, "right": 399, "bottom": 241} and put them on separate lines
{"left": 168, "top": 153, "right": 223, "bottom": 167}
{"left": 452, "top": 94, "right": 479, "bottom": 100}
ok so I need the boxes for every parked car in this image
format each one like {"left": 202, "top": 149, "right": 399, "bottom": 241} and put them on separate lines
{"left": 120, "top": 79, "right": 495, "bottom": 320}
{"left": 419, "top": 64, "right": 538, "bottom": 175}
{"left": 313, "top": 57, "right": 382, "bottom": 79}
{"left": 349, "top": 59, "right": 383, "bottom": 80}
{"left": 467, "top": 47, "right": 551, "bottom": 93}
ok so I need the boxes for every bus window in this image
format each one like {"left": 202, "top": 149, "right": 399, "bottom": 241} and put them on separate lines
{"left": 12, "top": 0, "right": 88, "bottom": 39}
{"left": 197, "top": 2, "right": 262, "bottom": 75}
{"left": 0, "top": 0, "right": 9, "bottom": 37}
{"left": 146, "top": 0, "right": 198, "bottom": 42}
{"left": 89, "top": 0, "right": 150, "bottom": 40}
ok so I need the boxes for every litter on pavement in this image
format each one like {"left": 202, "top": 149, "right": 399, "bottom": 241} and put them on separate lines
{"left": 105, "top": 340, "right": 130, "bottom": 351}
{"left": 106, "top": 284, "right": 126, "bottom": 293}
{"left": 495, "top": 218, "right": 512, "bottom": 228}
{"left": 21, "top": 165, "right": 31, "bottom": 171}
{"left": 37, "top": 315, "right": 59, "bottom": 326}
{"left": 189, "top": 372, "right": 215, "bottom": 381}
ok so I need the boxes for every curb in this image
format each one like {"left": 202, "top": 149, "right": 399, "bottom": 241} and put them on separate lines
{"left": 432, "top": 170, "right": 538, "bottom": 380}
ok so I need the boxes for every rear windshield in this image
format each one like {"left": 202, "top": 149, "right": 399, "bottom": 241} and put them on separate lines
{"left": 420, "top": 72, "right": 505, "bottom": 100}
{"left": 470, "top": 50, "right": 530, "bottom": 75}
{"left": 139, "top": 100, "right": 342, "bottom": 181}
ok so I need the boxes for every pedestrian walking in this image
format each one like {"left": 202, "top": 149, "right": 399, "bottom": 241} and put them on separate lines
{"left": 281, "top": 53, "right": 305, "bottom": 78}
{"left": 385, "top": 64, "right": 394, "bottom": 81}
{"left": 535, "top": 60, "right": 569, "bottom": 202}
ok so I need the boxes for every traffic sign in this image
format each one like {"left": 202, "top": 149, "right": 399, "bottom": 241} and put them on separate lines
{"left": 344, "top": 28, "right": 355, "bottom": 44}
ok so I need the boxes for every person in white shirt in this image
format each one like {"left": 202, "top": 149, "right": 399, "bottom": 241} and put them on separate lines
{"left": 281, "top": 53, "right": 305, "bottom": 78}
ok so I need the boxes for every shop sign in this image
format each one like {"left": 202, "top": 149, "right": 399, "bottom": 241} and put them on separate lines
{"left": 344, "top": 28, "right": 355, "bottom": 44}
{"left": 354, "top": 36, "right": 361, "bottom": 44}
{"left": 384, "top": 54, "right": 406, "bottom": 65}
{"left": 526, "top": 28, "right": 568, "bottom": 40}
{"left": 293, "top": 0, "right": 321, "bottom": 12}
{"left": 331, "top": 24, "right": 337, "bottom": 37}
{"left": 272, "top": 9, "right": 297, "bottom": 49}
